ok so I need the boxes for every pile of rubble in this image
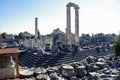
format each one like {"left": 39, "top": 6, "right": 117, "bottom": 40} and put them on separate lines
{"left": 8, "top": 55, "right": 120, "bottom": 80}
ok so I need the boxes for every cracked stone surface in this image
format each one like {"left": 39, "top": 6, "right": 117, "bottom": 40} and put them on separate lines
{"left": 3, "top": 55, "right": 120, "bottom": 80}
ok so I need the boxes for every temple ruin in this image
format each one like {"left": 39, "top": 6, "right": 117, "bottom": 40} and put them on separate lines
{"left": 66, "top": 2, "right": 79, "bottom": 46}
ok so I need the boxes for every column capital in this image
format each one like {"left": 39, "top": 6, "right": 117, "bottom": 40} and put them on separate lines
{"left": 74, "top": 6, "right": 79, "bottom": 9}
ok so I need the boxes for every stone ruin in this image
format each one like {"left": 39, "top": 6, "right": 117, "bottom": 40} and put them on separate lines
{"left": 5, "top": 54, "right": 120, "bottom": 80}
{"left": 0, "top": 56, "right": 15, "bottom": 79}
{"left": 66, "top": 2, "right": 79, "bottom": 47}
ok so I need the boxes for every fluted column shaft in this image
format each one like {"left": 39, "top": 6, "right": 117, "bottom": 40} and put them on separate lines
{"left": 66, "top": 7, "right": 71, "bottom": 45}
{"left": 35, "top": 18, "right": 38, "bottom": 38}
{"left": 75, "top": 7, "right": 79, "bottom": 46}
{"left": 66, "top": 2, "right": 80, "bottom": 46}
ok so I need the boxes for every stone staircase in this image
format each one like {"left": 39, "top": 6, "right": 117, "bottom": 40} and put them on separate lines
{"left": 18, "top": 50, "right": 112, "bottom": 68}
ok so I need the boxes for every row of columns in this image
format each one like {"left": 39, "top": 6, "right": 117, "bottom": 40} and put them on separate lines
{"left": 66, "top": 2, "right": 79, "bottom": 46}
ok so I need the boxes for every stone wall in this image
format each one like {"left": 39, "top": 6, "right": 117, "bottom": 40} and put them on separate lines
{"left": 0, "top": 56, "right": 15, "bottom": 79}
{"left": 0, "top": 68, "right": 15, "bottom": 79}
{"left": 7, "top": 55, "right": 119, "bottom": 80}
{"left": 0, "top": 56, "right": 12, "bottom": 68}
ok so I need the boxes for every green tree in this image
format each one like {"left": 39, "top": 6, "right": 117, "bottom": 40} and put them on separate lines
{"left": 1, "top": 32, "right": 7, "bottom": 38}
{"left": 14, "top": 34, "right": 18, "bottom": 39}
{"left": 31, "top": 35, "right": 35, "bottom": 39}
{"left": 18, "top": 32, "right": 23, "bottom": 39}
{"left": 8, "top": 34, "right": 14, "bottom": 38}
{"left": 113, "top": 36, "right": 120, "bottom": 56}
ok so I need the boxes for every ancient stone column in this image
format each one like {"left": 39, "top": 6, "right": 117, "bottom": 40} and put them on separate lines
{"left": 35, "top": 17, "right": 38, "bottom": 38}
{"left": 62, "top": 65, "right": 74, "bottom": 78}
{"left": 66, "top": 2, "right": 80, "bottom": 46}
{"left": 75, "top": 66, "right": 87, "bottom": 78}
{"left": 66, "top": 6, "right": 71, "bottom": 46}
{"left": 75, "top": 6, "right": 79, "bottom": 46}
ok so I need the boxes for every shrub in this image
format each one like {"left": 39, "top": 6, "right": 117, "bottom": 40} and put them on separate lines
{"left": 113, "top": 36, "right": 120, "bottom": 56}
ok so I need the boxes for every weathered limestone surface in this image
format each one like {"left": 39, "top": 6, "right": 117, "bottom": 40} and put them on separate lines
{"left": 47, "top": 66, "right": 58, "bottom": 74}
{"left": 5, "top": 55, "right": 120, "bottom": 80}
{"left": 96, "top": 62, "right": 106, "bottom": 69}
{"left": 62, "top": 65, "right": 74, "bottom": 78}
{"left": 0, "top": 67, "right": 15, "bottom": 79}
{"left": 0, "top": 56, "right": 15, "bottom": 79}
{"left": 19, "top": 67, "right": 34, "bottom": 78}
{"left": 34, "top": 67, "right": 46, "bottom": 75}
{"left": 75, "top": 66, "right": 87, "bottom": 78}
{"left": 88, "top": 72, "right": 101, "bottom": 80}
{"left": 0, "top": 56, "right": 12, "bottom": 68}
{"left": 49, "top": 73, "right": 60, "bottom": 80}
{"left": 36, "top": 74, "right": 49, "bottom": 80}
{"left": 66, "top": 2, "right": 79, "bottom": 46}
{"left": 86, "top": 56, "right": 96, "bottom": 64}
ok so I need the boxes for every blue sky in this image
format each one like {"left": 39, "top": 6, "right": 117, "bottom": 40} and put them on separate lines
{"left": 0, "top": 0, "right": 120, "bottom": 35}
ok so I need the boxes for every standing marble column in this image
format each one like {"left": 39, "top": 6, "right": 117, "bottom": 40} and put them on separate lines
{"left": 66, "top": 2, "right": 80, "bottom": 47}
{"left": 75, "top": 6, "right": 79, "bottom": 46}
{"left": 66, "top": 6, "right": 71, "bottom": 46}
{"left": 35, "top": 17, "right": 38, "bottom": 38}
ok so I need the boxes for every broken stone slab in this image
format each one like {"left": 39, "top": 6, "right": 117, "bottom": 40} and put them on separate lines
{"left": 96, "top": 62, "right": 106, "bottom": 69}
{"left": 62, "top": 65, "right": 74, "bottom": 78}
{"left": 57, "top": 77, "right": 66, "bottom": 80}
{"left": 86, "top": 56, "right": 96, "bottom": 64}
{"left": 7, "top": 78, "right": 25, "bottom": 80}
{"left": 101, "top": 78, "right": 115, "bottom": 80}
{"left": 34, "top": 67, "right": 47, "bottom": 75}
{"left": 88, "top": 72, "right": 101, "bottom": 80}
{"left": 118, "top": 68, "right": 120, "bottom": 72}
{"left": 111, "top": 69, "right": 120, "bottom": 74}
{"left": 69, "top": 76, "right": 78, "bottom": 80}
{"left": 69, "top": 62, "right": 79, "bottom": 69}
{"left": 102, "top": 68, "right": 112, "bottom": 74}
{"left": 97, "top": 58, "right": 106, "bottom": 62}
{"left": 75, "top": 66, "right": 87, "bottom": 78}
{"left": 8, "top": 77, "right": 36, "bottom": 80}
{"left": 90, "top": 65, "right": 100, "bottom": 72}
{"left": 81, "top": 59, "right": 89, "bottom": 66}
{"left": 7, "top": 77, "right": 36, "bottom": 80}
{"left": 47, "top": 66, "right": 58, "bottom": 74}
{"left": 100, "top": 74, "right": 120, "bottom": 80}
{"left": 81, "top": 76, "right": 89, "bottom": 80}
{"left": 36, "top": 74, "right": 49, "bottom": 80}
{"left": 111, "top": 75, "right": 120, "bottom": 80}
{"left": 19, "top": 67, "right": 34, "bottom": 78}
{"left": 99, "top": 74, "right": 111, "bottom": 78}
{"left": 86, "top": 63, "right": 99, "bottom": 72}
{"left": 25, "top": 77, "right": 36, "bottom": 80}
{"left": 49, "top": 74, "right": 65, "bottom": 80}
{"left": 49, "top": 73, "right": 60, "bottom": 80}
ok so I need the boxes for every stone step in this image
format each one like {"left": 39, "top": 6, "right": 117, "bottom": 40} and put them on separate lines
{"left": 19, "top": 58, "right": 29, "bottom": 67}
{"left": 21, "top": 55, "right": 36, "bottom": 64}
{"left": 18, "top": 50, "right": 112, "bottom": 68}
{"left": 19, "top": 58, "right": 26, "bottom": 67}
{"left": 19, "top": 56, "right": 33, "bottom": 67}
